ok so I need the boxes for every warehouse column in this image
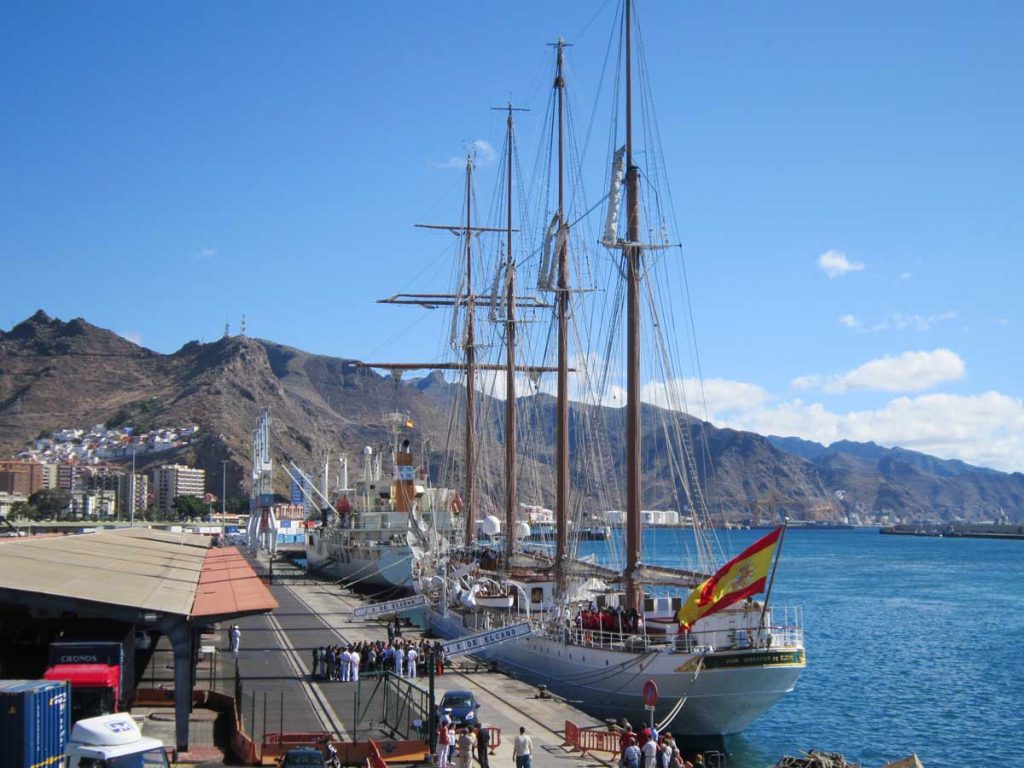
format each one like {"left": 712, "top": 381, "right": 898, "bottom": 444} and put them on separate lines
{"left": 161, "top": 617, "right": 194, "bottom": 753}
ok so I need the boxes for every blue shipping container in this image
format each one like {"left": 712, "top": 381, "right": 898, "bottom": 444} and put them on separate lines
{"left": 0, "top": 679, "right": 70, "bottom": 768}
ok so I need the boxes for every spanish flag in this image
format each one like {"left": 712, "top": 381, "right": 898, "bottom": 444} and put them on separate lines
{"left": 677, "top": 526, "right": 783, "bottom": 627}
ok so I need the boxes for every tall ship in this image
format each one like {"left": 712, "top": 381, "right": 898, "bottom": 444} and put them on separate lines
{"left": 408, "top": 0, "right": 806, "bottom": 742}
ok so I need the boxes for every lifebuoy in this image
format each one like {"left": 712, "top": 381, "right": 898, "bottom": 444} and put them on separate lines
{"left": 450, "top": 494, "right": 464, "bottom": 514}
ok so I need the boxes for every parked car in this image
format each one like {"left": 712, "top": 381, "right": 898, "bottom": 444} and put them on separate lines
{"left": 438, "top": 690, "right": 481, "bottom": 727}
{"left": 279, "top": 747, "right": 327, "bottom": 768}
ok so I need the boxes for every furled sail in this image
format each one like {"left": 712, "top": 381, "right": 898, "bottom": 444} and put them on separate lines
{"left": 602, "top": 145, "right": 626, "bottom": 246}
{"left": 488, "top": 259, "right": 503, "bottom": 322}
{"left": 537, "top": 213, "right": 560, "bottom": 290}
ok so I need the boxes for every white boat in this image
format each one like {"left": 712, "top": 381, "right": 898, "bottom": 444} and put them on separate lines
{"left": 305, "top": 411, "right": 460, "bottom": 591}
{"left": 411, "top": 0, "right": 806, "bottom": 741}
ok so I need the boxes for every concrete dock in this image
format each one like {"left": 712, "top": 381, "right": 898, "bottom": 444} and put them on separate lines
{"left": 136, "top": 549, "right": 612, "bottom": 767}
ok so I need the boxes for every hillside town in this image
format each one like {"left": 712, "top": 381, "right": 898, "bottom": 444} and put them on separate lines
{"left": 0, "top": 422, "right": 209, "bottom": 521}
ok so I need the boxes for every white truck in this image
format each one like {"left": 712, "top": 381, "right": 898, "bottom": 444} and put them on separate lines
{"left": 65, "top": 713, "right": 170, "bottom": 768}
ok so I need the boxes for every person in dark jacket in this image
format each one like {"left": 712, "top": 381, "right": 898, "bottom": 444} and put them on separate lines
{"left": 474, "top": 724, "right": 490, "bottom": 768}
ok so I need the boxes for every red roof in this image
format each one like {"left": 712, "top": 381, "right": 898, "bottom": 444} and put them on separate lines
{"left": 191, "top": 546, "right": 278, "bottom": 618}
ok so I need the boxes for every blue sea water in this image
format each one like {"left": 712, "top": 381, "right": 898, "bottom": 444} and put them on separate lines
{"left": 580, "top": 527, "right": 1024, "bottom": 768}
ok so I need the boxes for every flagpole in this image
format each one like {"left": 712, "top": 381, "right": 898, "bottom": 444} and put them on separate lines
{"left": 757, "top": 518, "right": 789, "bottom": 647}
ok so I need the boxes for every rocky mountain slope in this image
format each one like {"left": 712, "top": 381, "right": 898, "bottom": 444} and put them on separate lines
{"left": 1, "top": 311, "right": 1021, "bottom": 522}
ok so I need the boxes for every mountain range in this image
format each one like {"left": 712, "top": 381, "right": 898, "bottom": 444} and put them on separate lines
{"left": 1, "top": 310, "right": 1021, "bottom": 523}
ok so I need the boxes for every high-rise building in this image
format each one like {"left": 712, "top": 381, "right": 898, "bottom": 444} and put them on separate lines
{"left": 152, "top": 464, "right": 206, "bottom": 516}
{"left": 0, "top": 460, "right": 46, "bottom": 496}
{"left": 116, "top": 473, "right": 149, "bottom": 518}
{"left": 40, "top": 463, "right": 58, "bottom": 490}
{"left": 57, "top": 463, "right": 84, "bottom": 492}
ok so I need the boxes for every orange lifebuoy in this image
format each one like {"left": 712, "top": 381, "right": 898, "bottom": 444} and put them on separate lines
{"left": 450, "top": 494, "right": 464, "bottom": 514}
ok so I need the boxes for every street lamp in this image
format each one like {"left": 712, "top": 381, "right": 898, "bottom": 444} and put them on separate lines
{"left": 221, "top": 460, "right": 228, "bottom": 518}
{"left": 129, "top": 449, "right": 136, "bottom": 528}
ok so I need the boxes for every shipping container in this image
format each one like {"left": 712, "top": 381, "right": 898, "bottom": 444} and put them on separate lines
{"left": 0, "top": 679, "right": 71, "bottom": 768}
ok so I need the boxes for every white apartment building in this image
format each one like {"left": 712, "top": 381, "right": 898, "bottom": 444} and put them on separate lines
{"left": 153, "top": 464, "right": 206, "bottom": 516}
{"left": 69, "top": 489, "right": 117, "bottom": 518}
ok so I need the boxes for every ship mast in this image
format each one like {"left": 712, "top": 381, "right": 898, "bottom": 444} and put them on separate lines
{"left": 463, "top": 154, "right": 478, "bottom": 548}
{"left": 624, "top": 0, "right": 644, "bottom": 612}
{"left": 367, "top": 153, "right": 556, "bottom": 550}
{"left": 502, "top": 104, "right": 518, "bottom": 566}
{"left": 554, "top": 38, "right": 571, "bottom": 595}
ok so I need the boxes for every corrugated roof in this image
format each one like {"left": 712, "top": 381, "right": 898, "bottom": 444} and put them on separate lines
{"left": 192, "top": 547, "right": 278, "bottom": 617}
{"left": 0, "top": 528, "right": 276, "bottom": 619}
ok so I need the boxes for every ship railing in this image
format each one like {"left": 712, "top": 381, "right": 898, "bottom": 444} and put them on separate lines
{"left": 518, "top": 606, "right": 803, "bottom": 653}
{"left": 674, "top": 605, "right": 804, "bottom": 652}
{"left": 515, "top": 609, "right": 805, "bottom": 652}
{"left": 545, "top": 624, "right": 670, "bottom": 653}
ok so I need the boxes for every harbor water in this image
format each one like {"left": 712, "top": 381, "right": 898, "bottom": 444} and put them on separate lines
{"left": 579, "top": 527, "right": 1024, "bottom": 768}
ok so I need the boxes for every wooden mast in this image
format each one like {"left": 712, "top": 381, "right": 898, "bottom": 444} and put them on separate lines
{"left": 503, "top": 104, "right": 518, "bottom": 566}
{"left": 554, "top": 38, "right": 570, "bottom": 594}
{"left": 463, "top": 154, "right": 478, "bottom": 547}
{"left": 624, "top": 0, "right": 644, "bottom": 612}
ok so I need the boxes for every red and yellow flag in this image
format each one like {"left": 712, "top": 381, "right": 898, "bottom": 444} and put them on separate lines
{"left": 677, "top": 526, "right": 782, "bottom": 627}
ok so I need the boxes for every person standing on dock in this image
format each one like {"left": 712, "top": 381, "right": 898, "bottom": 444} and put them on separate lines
{"left": 473, "top": 724, "right": 489, "bottom": 768}
{"left": 455, "top": 728, "right": 475, "bottom": 768}
{"left": 393, "top": 642, "right": 404, "bottom": 675}
{"left": 312, "top": 646, "right": 320, "bottom": 678}
{"left": 437, "top": 715, "right": 452, "bottom": 768}
{"left": 341, "top": 646, "right": 352, "bottom": 682}
{"left": 229, "top": 624, "right": 241, "bottom": 655}
{"left": 641, "top": 735, "right": 657, "bottom": 768}
{"left": 349, "top": 646, "right": 361, "bottom": 682}
{"left": 512, "top": 726, "right": 533, "bottom": 768}
{"left": 621, "top": 737, "right": 641, "bottom": 768}
{"left": 406, "top": 644, "right": 418, "bottom": 677}
{"left": 434, "top": 640, "right": 445, "bottom": 675}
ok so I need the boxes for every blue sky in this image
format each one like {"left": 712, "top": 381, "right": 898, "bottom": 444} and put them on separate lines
{"left": 2, "top": 2, "right": 1022, "bottom": 472}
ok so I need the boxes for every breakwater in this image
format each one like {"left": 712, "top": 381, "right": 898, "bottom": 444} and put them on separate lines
{"left": 880, "top": 522, "right": 1024, "bottom": 539}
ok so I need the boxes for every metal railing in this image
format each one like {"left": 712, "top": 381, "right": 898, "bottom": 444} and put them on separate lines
{"left": 536, "top": 606, "right": 804, "bottom": 655}
{"left": 353, "top": 671, "right": 431, "bottom": 742}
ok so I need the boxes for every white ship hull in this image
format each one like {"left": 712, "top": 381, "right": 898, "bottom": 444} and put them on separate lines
{"left": 306, "top": 534, "right": 414, "bottom": 591}
{"left": 426, "top": 607, "right": 804, "bottom": 736}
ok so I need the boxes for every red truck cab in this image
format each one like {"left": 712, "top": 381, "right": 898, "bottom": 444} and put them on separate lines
{"left": 43, "top": 635, "right": 135, "bottom": 721}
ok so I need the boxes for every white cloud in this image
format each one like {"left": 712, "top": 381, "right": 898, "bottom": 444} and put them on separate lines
{"left": 434, "top": 139, "right": 497, "bottom": 170}
{"left": 472, "top": 139, "right": 496, "bottom": 164}
{"left": 899, "top": 272, "right": 913, "bottom": 281}
{"left": 193, "top": 247, "right": 218, "bottom": 259}
{"left": 838, "top": 309, "right": 959, "bottom": 333}
{"left": 838, "top": 314, "right": 860, "bottom": 329}
{"left": 869, "top": 310, "right": 958, "bottom": 333}
{"left": 641, "top": 377, "right": 770, "bottom": 417}
{"left": 793, "top": 349, "right": 965, "bottom": 394}
{"left": 661, "top": 379, "right": 1024, "bottom": 472}
{"left": 713, "top": 391, "right": 1024, "bottom": 473}
{"left": 818, "top": 250, "right": 864, "bottom": 278}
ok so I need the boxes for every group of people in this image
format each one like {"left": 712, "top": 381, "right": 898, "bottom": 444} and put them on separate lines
{"left": 436, "top": 714, "right": 494, "bottom": 768}
{"left": 311, "top": 637, "right": 447, "bottom": 681}
{"left": 617, "top": 719, "right": 700, "bottom": 768}
{"left": 573, "top": 605, "right": 644, "bottom": 643}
